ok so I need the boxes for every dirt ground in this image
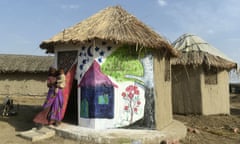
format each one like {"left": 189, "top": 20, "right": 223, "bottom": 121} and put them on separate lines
{"left": 0, "top": 96, "right": 78, "bottom": 144}
{"left": 0, "top": 94, "right": 240, "bottom": 144}
{"left": 177, "top": 94, "right": 240, "bottom": 144}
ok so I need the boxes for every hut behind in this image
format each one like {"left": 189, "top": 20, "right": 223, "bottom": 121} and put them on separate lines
{"left": 0, "top": 54, "right": 53, "bottom": 98}
{"left": 171, "top": 33, "right": 237, "bottom": 115}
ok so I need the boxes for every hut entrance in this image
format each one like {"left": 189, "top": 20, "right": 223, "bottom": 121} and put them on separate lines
{"left": 63, "top": 79, "right": 78, "bottom": 125}
{"left": 57, "top": 51, "right": 78, "bottom": 125}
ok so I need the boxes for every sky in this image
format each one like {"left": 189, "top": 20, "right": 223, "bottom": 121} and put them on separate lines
{"left": 0, "top": 1, "right": 240, "bottom": 66}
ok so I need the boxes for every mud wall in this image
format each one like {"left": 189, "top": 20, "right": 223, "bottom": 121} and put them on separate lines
{"left": 0, "top": 73, "right": 48, "bottom": 97}
{"left": 154, "top": 52, "right": 173, "bottom": 130}
{"left": 171, "top": 65, "right": 202, "bottom": 114}
{"left": 201, "top": 70, "right": 230, "bottom": 115}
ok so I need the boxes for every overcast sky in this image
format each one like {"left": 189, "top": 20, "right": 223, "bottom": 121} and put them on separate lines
{"left": 0, "top": 0, "right": 239, "bottom": 66}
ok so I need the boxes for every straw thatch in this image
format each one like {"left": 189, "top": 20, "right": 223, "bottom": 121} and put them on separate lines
{"left": 172, "top": 33, "right": 237, "bottom": 70}
{"left": 0, "top": 54, "right": 54, "bottom": 73}
{"left": 40, "top": 6, "right": 177, "bottom": 56}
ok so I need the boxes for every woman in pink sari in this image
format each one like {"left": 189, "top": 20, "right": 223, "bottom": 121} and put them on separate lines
{"left": 33, "top": 67, "right": 64, "bottom": 126}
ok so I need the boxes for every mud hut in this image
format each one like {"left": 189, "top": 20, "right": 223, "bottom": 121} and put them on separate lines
{"left": 40, "top": 6, "right": 178, "bottom": 130}
{"left": 171, "top": 33, "right": 237, "bottom": 115}
{"left": 0, "top": 54, "right": 54, "bottom": 97}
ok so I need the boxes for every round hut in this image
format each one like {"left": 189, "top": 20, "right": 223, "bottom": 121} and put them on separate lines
{"left": 171, "top": 33, "right": 237, "bottom": 115}
{"left": 40, "top": 6, "right": 178, "bottom": 130}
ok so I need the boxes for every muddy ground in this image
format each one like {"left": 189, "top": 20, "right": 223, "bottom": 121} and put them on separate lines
{"left": 0, "top": 94, "right": 240, "bottom": 144}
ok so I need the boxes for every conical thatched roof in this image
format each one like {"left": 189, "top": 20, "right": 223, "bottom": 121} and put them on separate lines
{"left": 172, "top": 33, "right": 237, "bottom": 70}
{"left": 40, "top": 6, "right": 177, "bottom": 56}
{"left": 0, "top": 54, "right": 54, "bottom": 73}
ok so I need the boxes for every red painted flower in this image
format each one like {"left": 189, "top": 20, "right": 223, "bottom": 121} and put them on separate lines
{"left": 126, "top": 85, "right": 134, "bottom": 92}
{"left": 122, "top": 84, "right": 142, "bottom": 122}
{"left": 122, "top": 92, "right": 126, "bottom": 97}
{"left": 126, "top": 86, "right": 130, "bottom": 92}
{"left": 128, "top": 93, "right": 134, "bottom": 99}
{"left": 124, "top": 106, "right": 129, "bottom": 111}
{"left": 134, "top": 90, "right": 140, "bottom": 95}
{"left": 134, "top": 108, "right": 138, "bottom": 113}
{"left": 137, "top": 101, "right": 141, "bottom": 105}
{"left": 133, "top": 85, "right": 137, "bottom": 90}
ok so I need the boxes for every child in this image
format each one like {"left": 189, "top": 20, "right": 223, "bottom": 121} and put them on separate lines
{"left": 55, "top": 68, "right": 66, "bottom": 94}
{"left": 47, "top": 67, "right": 57, "bottom": 88}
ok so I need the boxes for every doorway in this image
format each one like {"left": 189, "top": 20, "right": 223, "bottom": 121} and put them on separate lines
{"left": 63, "top": 79, "right": 78, "bottom": 125}
{"left": 57, "top": 50, "right": 79, "bottom": 125}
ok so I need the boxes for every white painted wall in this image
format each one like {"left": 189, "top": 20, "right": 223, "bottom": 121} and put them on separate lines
{"left": 55, "top": 40, "right": 146, "bottom": 129}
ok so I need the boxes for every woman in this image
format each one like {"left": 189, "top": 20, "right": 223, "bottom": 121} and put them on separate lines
{"left": 33, "top": 67, "right": 64, "bottom": 126}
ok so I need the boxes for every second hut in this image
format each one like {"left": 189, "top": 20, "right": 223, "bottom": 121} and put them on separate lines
{"left": 171, "top": 33, "right": 237, "bottom": 115}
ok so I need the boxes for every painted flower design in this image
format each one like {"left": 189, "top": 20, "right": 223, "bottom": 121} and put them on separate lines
{"left": 124, "top": 106, "right": 129, "bottom": 111}
{"left": 137, "top": 101, "right": 141, "bottom": 105}
{"left": 134, "top": 108, "right": 138, "bottom": 113}
{"left": 122, "top": 92, "right": 126, "bottom": 97}
{"left": 122, "top": 84, "right": 141, "bottom": 123}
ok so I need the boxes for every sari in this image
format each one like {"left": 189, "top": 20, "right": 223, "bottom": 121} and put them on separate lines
{"left": 33, "top": 81, "right": 64, "bottom": 125}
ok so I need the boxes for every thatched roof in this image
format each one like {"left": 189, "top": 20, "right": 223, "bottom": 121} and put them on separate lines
{"left": 40, "top": 6, "right": 177, "bottom": 56}
{"left": 172, "top": 33, "right": 237, "bottom": 70}
{"left": 0, "top": 54, "right": 54, "bottom": 73}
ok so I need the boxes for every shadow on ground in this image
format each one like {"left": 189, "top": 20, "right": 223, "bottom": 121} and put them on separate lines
{"left": 0, "top": 104, "right": 41, "bottom": 131}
